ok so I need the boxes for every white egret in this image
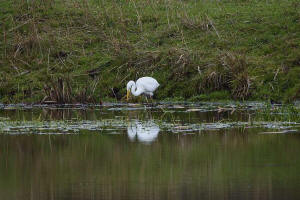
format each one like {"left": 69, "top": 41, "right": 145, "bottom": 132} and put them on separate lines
{"left": 127, "top": 120, "right": 160, "bottom": 143}
{"left": 126, "top": 77, "right": 159, "bottom": 101}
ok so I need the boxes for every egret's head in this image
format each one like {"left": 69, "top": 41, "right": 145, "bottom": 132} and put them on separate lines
{"left": 126, "top": 81, "right": 135, "bottom": 101}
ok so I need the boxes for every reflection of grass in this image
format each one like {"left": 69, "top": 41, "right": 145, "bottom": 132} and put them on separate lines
{"left": 1, "top": 105, "right": 300, "bottom": 198}
{"left": 0, "top": 132, "right": 300, "bottom": 199}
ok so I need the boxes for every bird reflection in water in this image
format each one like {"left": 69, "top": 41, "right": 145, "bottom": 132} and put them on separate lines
{"left": 127, "top": 120, "right": 160, "bottom": 143}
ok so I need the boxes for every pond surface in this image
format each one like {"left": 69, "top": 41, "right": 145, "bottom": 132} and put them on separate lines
{"left": 0, "top": 102, "right": 300, "bottom": 200}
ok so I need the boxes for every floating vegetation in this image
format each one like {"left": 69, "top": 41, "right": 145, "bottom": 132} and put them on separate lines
{"left": 1, "top": 118, "right": 300, "bottom": 135}
{"left": 0, "top": 102, "right": 300, "bottom": 135}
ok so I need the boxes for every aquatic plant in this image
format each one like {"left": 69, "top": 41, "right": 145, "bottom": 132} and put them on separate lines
{"left": 1, "top": 102, "right": 300, "bottom": 135}
{"left": 255, "top": 103, "right": 300, "bottom": 122}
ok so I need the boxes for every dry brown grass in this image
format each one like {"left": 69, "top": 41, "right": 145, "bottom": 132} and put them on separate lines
{"left": 200, "top": 52, "right": 253, "bottom": 99}
{"left": 42, "top": 77, "right": 98, "bottom": 104}
{"left": 166, "top": 48, "right": 195, "bottom": 81}
{"left": 180, "top": 14, "right": 212, "bottom": 31}
{"left": 220, "top": 52, "right": 253, "bottom": 99}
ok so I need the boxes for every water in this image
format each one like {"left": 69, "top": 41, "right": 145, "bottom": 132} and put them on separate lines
{"left": 0, "top": 102, "right": 300, "bottom": 200}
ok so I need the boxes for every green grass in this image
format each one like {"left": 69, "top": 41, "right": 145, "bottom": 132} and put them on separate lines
{"left": 0, "top": 0, "right": 300, "bottom": 103}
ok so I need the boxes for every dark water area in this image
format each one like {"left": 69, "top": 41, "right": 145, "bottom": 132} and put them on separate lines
{"left": 0, "top": 102, "right": 300, "bottom": 200}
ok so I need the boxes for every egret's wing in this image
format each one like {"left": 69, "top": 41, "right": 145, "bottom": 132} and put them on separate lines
{"left": 136, "top": 77, "right": 159, "bottom": 92}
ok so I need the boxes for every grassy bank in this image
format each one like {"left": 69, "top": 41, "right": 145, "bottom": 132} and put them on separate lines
{"left": 0, "top": 0, "right": 300, "bottom": 103}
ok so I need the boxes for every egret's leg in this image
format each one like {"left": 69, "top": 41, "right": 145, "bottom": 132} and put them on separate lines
{"left": 149, "top": 94, "right": 155, "bottom": 107}
{"left": 138, "top": 96, "right": 143, "bottom": 103}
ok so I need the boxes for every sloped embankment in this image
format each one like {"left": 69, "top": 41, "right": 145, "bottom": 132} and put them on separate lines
{"left": 0, "top": 0, "right": 299, "bottom": 103}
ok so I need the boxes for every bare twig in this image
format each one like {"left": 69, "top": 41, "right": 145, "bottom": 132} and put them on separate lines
{"left": 8, "top": 19, "right": 33, "bottom": 32}
{"left": 14, "top": 58, "right": 32, "bottom": 68}
{"left": 130, "top": 0, "right": 143, "bottom": 31}
{"left": 273, "top": 68, "right": 280, "bottom": 81}
{"left": 3, "top": 27, "right": 7, "bottom": 58}
{"left": 205, "top": 14, "right": 221, "bottom": 39}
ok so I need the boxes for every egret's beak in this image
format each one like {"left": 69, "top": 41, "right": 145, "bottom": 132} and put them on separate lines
{"left": 126, "top": 90, "right": 130, "bottom": 101}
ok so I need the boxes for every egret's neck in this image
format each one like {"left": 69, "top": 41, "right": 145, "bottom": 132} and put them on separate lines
{"left": 130, "top": 83, "right": 138, "bottom": 96}
{"left": 130, "top": 83, "right": 143, "bottom": 96}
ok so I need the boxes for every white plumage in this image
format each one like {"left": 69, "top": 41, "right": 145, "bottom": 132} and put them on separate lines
{"left": 126, "top": 77, "right": 159, "bottom": 101}
{"left": 127, "top": 120, "right": 160, "bottom": 143}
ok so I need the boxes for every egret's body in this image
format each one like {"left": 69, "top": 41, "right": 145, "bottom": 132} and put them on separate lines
{"left": 127, "top": 120, "right": 160, "bottom": 143}
{"left": 126, "top": 77, "right": 159, "bottom": 101}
